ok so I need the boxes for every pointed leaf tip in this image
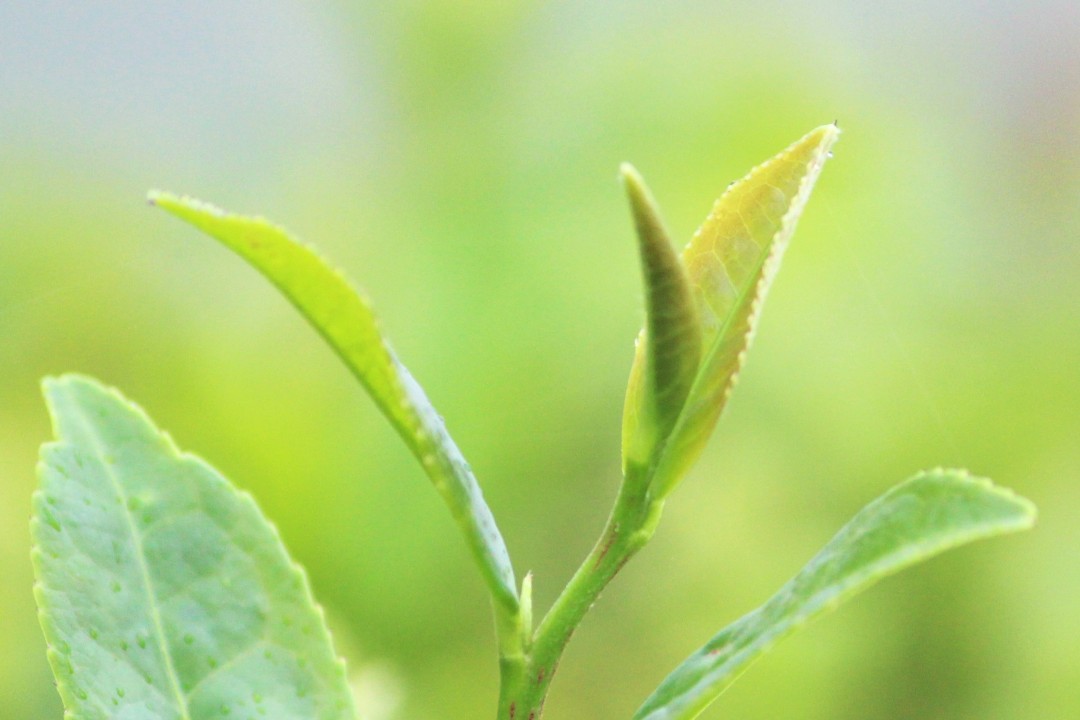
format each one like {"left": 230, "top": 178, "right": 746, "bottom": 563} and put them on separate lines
{"left": 151, "top": 194, "right": 520, "bottom": 612}
{"left": 644, "top": 125, "right": 839, "bottom": 500}
{"left": 634, "top": 469, "right": 1034, "bottom": 720}
{"left": 620, "top": 165, "right": 703, "bottom": 481}
{"left": 34, "top": 375, "right": 358, "bottom": 719}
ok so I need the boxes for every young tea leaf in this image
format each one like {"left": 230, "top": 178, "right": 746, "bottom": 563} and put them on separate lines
{"left": 633, "top": 469, "right": 1036, "bottom": 720}
{"left": 32, "top": 375, "right": 357, "bottom": 720}
{"left": 646, "top": 125, "right": 839, "bottom": 500}
{"left": 148, "top": 193, "right": 519, "bottom": 615}
{"left": 620, "top": 164, "right": 703, "bottom": 481}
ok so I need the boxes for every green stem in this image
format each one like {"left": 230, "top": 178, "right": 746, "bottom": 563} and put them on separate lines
{"left": 494, "top": 579, "right": 530, "bottom": 718}
{"left": 497, "top": 482, "right": 663, "bottom": 719}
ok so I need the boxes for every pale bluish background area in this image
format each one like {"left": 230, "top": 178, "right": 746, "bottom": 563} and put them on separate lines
{"left": 1, "top": 2, "right": 1077, "bottom": 718}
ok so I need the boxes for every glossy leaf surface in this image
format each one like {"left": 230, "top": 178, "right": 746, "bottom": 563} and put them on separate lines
{"left": 32, "top": 375, "right": 357, "bottom": 720}
{"left": 633, "top": 469, "right": 1036, "bottom": 720}
{"left": 149, "top": 192, "right": 518, "bottom": 612}
{"left": 621, "top": 163, "right": 702, "bottom": 477}
{"left": 647, "top": 126, "right": 839, "bottom": 499}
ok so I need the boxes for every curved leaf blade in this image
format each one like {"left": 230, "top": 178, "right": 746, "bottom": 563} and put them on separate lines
{"left": 32, "top": 375, "right": 357, "bottom": 720}
{"left": 148, "top": 193, "right": 518, "bottom": 613}
{"left": 634, "top": 469, "right": 1036, "bottom": 720}
{"left": 620, "top": 164, "right": 703, "bottom": 478}
{"left": 648, "top": 125, "right": 839, "bottom": 499}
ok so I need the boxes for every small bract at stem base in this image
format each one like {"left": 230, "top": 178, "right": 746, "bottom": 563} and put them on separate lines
{"left": 497, "top": 483, "right": 664, "bottom": 719}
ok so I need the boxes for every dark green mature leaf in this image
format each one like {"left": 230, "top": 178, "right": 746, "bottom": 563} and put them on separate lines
{"left": 633, "top": 469, "right": 1036, "bottom": 720}
{"left": 32, "top": 375, "right": 357, "bottom": 720}
{"left": 646, "top": 126, "right": 840, "bottom": 500}
{"left": 621, "top": 164, "right": 702, "bottom": 480}
{"left": 148, "top": 193, "right": 518, "bottom": 613}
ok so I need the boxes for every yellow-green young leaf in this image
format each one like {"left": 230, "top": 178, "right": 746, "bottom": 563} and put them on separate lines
{"left": 649, "top": 125, "right": 839, "bottom": 500}
{"left": 32, "top": 375, "right": 357, "bottom": 720}
{"left": 620, "top": 164, "right": 703, "bottom": 480}
{"left": 633, "top": 469, "right": 1036, "bottom": 720}
{"left": 149, "top": 193, "right": 518, "bottom": 613}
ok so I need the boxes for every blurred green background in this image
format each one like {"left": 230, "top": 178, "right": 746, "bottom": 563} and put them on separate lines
{"left": 1, "top": 2, "right": 1077, "bottom": 718}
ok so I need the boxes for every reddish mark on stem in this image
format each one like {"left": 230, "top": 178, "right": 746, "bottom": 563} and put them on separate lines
{"left": 707, "top": 642, "right": 730, "bottom": 656}
{"left": 528, "top": 713, "right": 535, "bottom": 720}
{"left": 594, "top": 524, "right": 620, "bottom": 569}
{"left": 509, "top": 702, "right": 516, "bottom": 719}
{"left": 536, "top": 667, "right": 546, "bottom": 684}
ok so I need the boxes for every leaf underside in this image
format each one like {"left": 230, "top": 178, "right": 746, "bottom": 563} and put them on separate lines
{"left": 148, "top": 192, "right": 518, "bottom": 612}
{"left": 633, "top": 469, "right": 1036, "bottom": 720}
{"left": 32, "top": 375, "right": 357, "bottom": 720}
{"left": 620, "top": 164, "right": 702, "bottom": 476}
{"left": 644, "top": 125, "right": 840, "bottom": 499}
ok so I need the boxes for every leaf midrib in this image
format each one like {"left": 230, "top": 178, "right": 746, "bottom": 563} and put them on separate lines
{"left": 68, "top": 402, "right": 193, "bottom": 720}
{"left": 644, "top": 209, "right": 782, "bottom": 494}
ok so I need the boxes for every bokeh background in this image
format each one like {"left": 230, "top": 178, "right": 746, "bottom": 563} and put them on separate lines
{"left": 1, "top": 2, "right": 1077, "bottom": 719}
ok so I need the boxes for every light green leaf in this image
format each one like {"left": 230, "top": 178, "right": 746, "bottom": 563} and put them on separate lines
{"left": 646, "top": 126, "right": 839, "bottom": 500}
{"left": 633, "top": 469, "right": 1036, "bottom": 720}
{"left": 148, "top": 192, "right": 518, "bottom": 614}
{"left": 32, "top": 375, "right": 357, "bottom": 720}
{"left": 620, "top": 163, "right": 703, "bottom": 480}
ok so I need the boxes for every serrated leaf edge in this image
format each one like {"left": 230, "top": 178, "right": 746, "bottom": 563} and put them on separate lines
{"left": 633, "top": 469, "right": 1036, "bottom": 720}
{"left": 32, "top": 374, "right": 357, "bottom": 720}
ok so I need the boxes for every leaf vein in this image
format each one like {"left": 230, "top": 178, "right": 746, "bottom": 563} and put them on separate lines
{"left": 66, "top": 404, "right": 194, "bottom": 720}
